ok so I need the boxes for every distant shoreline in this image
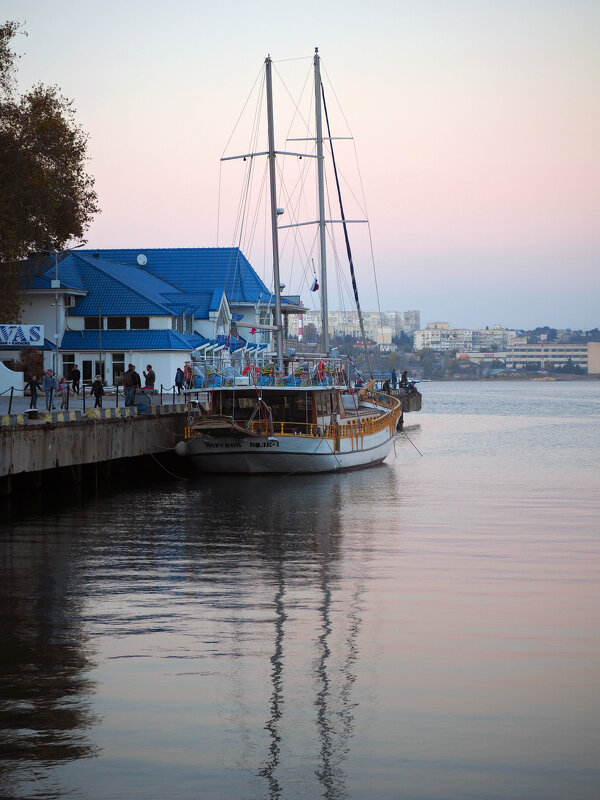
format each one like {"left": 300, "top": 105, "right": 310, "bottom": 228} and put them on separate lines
{"left": 428, "top": 374, "right": 599, "bottom": 382}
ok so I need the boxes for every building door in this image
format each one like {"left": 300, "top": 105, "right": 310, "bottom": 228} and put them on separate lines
{"left": 82, "top": 360, "right": 93, "bottom": 384}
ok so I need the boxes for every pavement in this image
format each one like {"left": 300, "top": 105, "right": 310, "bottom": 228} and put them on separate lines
{"left": 0, "top": 387, "right": 193, "bottom": 421}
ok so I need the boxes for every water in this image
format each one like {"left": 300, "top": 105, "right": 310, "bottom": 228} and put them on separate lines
{"left": 1, "top": 381, "right": 599, "bottom": 800}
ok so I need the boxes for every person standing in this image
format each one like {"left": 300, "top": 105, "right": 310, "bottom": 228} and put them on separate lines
{"left": 24, "top": 375, "right": 42, "bottom": 409}
{"left": 57, "top": 377, "right": 70, "bottom": 409}
{"left": 42, "top": 369, "right": 58, "bottom": 410}
{"left": 70, "top": 364, "right": 81, "bottom": 395}
{"left": 91, "top": 375, "right": 104, "bottom": 408}
{"left": 175, "top": 367, "right": 184, "bottom": 394}
{"left": 143, "top": 364, "right": 155, "bottom": 389}
{"left": 391, "top": 368, "right": 397, "bottom": 390}
{"left": 123, "top": 364, "right": 141, "bottom": 406}
{"left": 399, "top": 370, "right": 408, "bottom": 388}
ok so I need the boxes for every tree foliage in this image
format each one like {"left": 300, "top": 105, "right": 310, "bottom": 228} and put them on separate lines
{"left": 0, "top": 21, "right": 99, "bottom": 321}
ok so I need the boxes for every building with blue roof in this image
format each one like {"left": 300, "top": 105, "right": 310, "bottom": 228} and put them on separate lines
{"left": 12, "top": 247, "right": 301, "bottom": 387}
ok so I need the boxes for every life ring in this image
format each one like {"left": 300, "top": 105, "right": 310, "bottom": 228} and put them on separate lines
{"left": 317, "top": 360, "right": 326, "bottom": 382}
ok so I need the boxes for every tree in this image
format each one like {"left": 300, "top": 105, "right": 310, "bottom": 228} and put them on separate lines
{"left": 16, "top": 346, "right": 44, "bottom": 381}
{"left": 0, "top": 21, "right": 99, "bottom": 321}
{"left": 303, "top": 323, "right": 318, "bottom": 343}
{"left": 418, "top": 347, "right": 436, "bottom": 379}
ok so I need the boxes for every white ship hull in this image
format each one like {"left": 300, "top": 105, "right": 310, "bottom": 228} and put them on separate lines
{"left": 183, "top": 424, "right": 395, "bottom": 474}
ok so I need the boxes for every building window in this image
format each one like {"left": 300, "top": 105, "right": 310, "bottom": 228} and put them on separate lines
{"left": 112, "top": 353, "right": 125, "bottom": 385}
{"left": 107, "top": 317, "right": 127, "bottom": 329}
{"left": 84, "top": 316, "right": 100, "bottom": 329}
{"left": 62, "top": 353, "right": 75, "bottom": 377}
{"left": 130, "top": 316, "right": 149, "bottom": 329}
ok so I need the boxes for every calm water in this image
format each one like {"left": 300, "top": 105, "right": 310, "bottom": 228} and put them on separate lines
{"left": 1, "top": 381, "right": 599, "bottom": 800}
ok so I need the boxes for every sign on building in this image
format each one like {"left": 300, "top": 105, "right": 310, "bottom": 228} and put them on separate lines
{"left": 0, "top": 324, "right": 44, "bottom": 348}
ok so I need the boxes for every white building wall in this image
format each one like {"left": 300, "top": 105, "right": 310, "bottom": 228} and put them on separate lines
{"left": 0, "top": 361, "right": 23, "bottom": 394}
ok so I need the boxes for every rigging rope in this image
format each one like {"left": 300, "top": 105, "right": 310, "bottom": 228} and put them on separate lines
{"left": 321, "top": 84, "right": 373, "bottom": 379}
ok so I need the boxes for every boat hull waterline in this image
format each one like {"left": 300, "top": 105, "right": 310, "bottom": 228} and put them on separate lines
{"left": 182, "top": 425, "right": 396, "bottom": 474}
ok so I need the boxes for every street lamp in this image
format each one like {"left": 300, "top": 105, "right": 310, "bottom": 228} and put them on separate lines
{"left": 38, "top": 243, "right": 84, "bottom": 374}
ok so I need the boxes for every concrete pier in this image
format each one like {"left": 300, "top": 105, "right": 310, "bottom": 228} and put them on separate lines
{"left": 0, "top": 403, "right": 191, "bottom": 495}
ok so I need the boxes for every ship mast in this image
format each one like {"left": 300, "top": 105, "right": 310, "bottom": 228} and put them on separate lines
{"left": 314, "top": 48, "right": 329, "bottom": 354}
{"left": 265, "top": 55, "right": 285, "bottom": 374}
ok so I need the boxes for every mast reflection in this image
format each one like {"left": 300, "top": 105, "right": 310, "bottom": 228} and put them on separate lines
{"left": 258, "top": 556, "right": 286, "bottom": 798}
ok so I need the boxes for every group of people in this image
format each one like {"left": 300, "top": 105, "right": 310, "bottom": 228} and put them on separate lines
{"left": 23, "top": 362, "right": 158, "bottom": 411}
{"left": 23, "top": 362, "right": 193, "bottom": 411}
{"left": 24, "top": 370, "right": 71, "bottom": 411}
{"left": 390, "top": 369, "right": 409, "bottom": 390}
{"left": 379, "top": 369, "right": 410, "bottom": 394}
{"left": 92, "top": 363, "right": 151, "bottom": 409}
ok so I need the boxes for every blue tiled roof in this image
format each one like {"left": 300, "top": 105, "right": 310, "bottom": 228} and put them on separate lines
{"left": 72, "top": 248, "right": 271, "bottom": 303}
{"left": 161, "top": 292, "right": 214, "bottom": 318}
{"left": 67, "top": 255, "right": 179, "bottom": 315}
{"left": 60, "top": 330, "right": 208, "bottom": 352}
{"left": 20, "top": 255, "right": 86, "bottom": 291}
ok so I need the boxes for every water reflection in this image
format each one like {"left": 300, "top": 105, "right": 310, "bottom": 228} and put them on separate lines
{"left": 188, "top": 474, "right": 357, "bottom": 799}
{"left": 0, "top": 529, "right": 98, "bottom": 799}
{"left": 258, "top": 558, "right": 286, "bottom": 798}
{"left": 0, "top": 465, "right": 399, "bottom": 799}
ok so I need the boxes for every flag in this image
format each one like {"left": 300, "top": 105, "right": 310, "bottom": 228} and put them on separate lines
{"left": 311, "top": 277, "right": 319, "bottom": 292}
{"left": 250, "top": 327, "right": 256, "bottom": 335}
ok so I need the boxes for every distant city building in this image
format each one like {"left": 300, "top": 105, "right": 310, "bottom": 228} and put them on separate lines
{"left": 401, "top": 310, "right": 421, "bottom": 334}
{"left": 289, "top": 309, "right": 419, "bottom": 345}
{"left": 413, "top": 323, "right": 517, "bottom": 353}
{"left": 456, "top": 342, "right": 600, "bottom": 374}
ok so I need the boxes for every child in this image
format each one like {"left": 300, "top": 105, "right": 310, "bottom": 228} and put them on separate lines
{"left": 24, "top": 375, "right": 42, "bottom": 409}
{"left": 57, "top": 377, "right": 70, "bottom": 409}
{"left": 91, "top": 375, "right": 104, "bottom": 408}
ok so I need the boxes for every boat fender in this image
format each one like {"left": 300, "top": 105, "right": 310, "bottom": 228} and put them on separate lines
{"left": 175, "top": 441, "right": 189, "bottom": 457}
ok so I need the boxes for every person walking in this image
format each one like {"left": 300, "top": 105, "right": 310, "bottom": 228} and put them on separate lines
{"left": 57, "top": 377, "right": 70, "bottom": 409}
{"left": 123, "top": 364, "right": 141, "bottom": 406}
{"left": 70, "top": 364, "right": 81, "bottom": 395}
{"left": 91, "top": 375, "right": 104, "bottom": 408}
{"left": 42, "top": 369, "right": 58, "bottom": 410}
{"left": 24, "top": 375, "right": 42, "bottom": 409}
{"left": 143, "top": 364, "right": 155, "bottom": 389}
{"left": 175, "top": 367, "right": 184, "bottom": 394}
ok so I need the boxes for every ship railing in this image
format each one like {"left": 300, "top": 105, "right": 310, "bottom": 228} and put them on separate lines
{"left": 246, "top": 400, "right": 401, "bottom": 439}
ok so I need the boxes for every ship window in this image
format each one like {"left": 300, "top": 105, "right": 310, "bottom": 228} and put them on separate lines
{"left": 316, "top": 392, "right": 332, "bottom": 416}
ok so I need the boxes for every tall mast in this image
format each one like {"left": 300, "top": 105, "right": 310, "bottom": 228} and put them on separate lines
{"left": 265, "top": 55, "right": 284, "bottom": 374}
{"left": 314, "top": 47, "right": 329, "bottom": 354}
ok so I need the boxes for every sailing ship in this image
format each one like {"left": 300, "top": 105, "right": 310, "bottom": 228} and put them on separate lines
{"left": 177, "top": 50, "right": 401, "bottom": 473}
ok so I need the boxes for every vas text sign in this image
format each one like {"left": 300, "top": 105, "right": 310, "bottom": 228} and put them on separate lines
{"left": 0, "top": 325, "right": 44, "bottom": 347}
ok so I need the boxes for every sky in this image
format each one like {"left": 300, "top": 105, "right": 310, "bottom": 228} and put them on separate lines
{"left": 3, "top": 0, "right": 599, "bottom": 330}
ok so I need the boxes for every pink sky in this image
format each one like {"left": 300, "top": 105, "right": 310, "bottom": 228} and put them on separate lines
{"left": 5, "top": 0, "right": 599, "bottom": 329}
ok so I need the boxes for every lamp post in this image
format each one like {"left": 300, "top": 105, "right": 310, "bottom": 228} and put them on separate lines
{"left": 38, "top": 243, "right": 84, "bottom": 374}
